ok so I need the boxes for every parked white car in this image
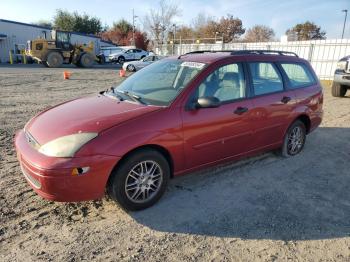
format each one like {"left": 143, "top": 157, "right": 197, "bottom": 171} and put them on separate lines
{"left": 98, "top": 47, "right": 125, "bottom": 63}
{"left": 109, "top": 48, "right": 149, "bottom": 64}
{"left": 122, "top": 55, "right": 164, "bottom": 71}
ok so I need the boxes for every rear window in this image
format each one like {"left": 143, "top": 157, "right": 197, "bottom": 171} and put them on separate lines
{"left": 249, "top": 62, "right": 284, "bottom": 96}
{"left": 280, "top": 63, "right": 316, "bottom": 88}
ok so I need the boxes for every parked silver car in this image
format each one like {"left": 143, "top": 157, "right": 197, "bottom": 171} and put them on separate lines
{"left": 109, "top": 48, "right": 149, "bottom": 64}
{"left": 122, "top": 55, "right": 164, "bottom": 71}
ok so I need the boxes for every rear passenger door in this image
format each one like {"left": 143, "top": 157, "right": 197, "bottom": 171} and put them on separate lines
{"left": 247, "top": 61, "right": 297, "bottom": 149}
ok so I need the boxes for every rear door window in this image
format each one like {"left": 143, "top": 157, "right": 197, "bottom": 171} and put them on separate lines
{"left": 249, "top": 62, "right": 284, "bottom": 95}
{"left": 280, "top": 63, "right": 316, "bottom": 88}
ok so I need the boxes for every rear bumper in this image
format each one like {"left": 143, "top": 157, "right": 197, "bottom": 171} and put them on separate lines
{"left": 15, "top": 130, "right": 120, "bottom": 202}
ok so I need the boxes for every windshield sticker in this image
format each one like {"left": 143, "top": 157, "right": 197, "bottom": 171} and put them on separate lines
{"left": 181, "top": 61, "right": 205, "bottom": 69}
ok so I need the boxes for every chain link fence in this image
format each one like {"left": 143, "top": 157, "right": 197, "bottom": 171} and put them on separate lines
{"left": 156, "top": 39, "right": 350, "bottom": 80}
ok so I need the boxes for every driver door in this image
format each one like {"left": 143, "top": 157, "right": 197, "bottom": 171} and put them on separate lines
{"left": 182, "top": 62, "right": 254, "bottom": 168}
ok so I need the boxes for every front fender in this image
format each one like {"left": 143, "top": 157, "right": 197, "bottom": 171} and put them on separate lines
{"left": 77, "top": 108, "right": 185, "bottom": 173}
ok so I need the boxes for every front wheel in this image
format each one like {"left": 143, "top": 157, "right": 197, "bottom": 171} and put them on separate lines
{"left": 118, "top": 56, "right": 125, "bottom": 64}
{"left": 127, "top": 64, "right": 136, "bottom": 72}
{"left": 280, "top": 120, "right": 306, "bottom": 157}
{"left": 108, "top": 149, "right": 170, "bottom": 211}
{"left": 332, "top": 82, "right": 347, "bottom": 97}
{"left": 79, "top": 53, "right": 95, "bottom": 68}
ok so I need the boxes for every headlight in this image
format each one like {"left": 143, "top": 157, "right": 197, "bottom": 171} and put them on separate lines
{"left": 337, "top": 61, "right": 347, "bottom": 70}
{"left": 38, "top": 133, "right": 97, "bottom": 157}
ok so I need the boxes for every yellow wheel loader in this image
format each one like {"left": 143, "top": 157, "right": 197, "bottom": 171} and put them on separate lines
{"left": 26, "top": 30, "right": 96, "bottom": 68}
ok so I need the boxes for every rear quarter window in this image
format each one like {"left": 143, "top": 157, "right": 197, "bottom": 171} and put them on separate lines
{"left": 280, "top": 63, "right": 316, "bottom": 88}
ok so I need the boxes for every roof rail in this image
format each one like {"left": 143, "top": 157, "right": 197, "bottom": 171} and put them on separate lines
{"left": 179, "top": 49, "right": 299, "bottom": 58}
{"left": 231, "top": 50, "right": 299, "bottom": 57}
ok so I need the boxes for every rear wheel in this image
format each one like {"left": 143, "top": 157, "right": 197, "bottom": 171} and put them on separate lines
{"left": 332, "top": 82, "right": 347, "bottom": 97}
{"left": 46, "top": 52, "right": 63, "bottom": 68}
{"left": 79, "top": 53, "right": 95, "bottom": 68}
{"left": 107, "top": 149, "right": 170, "bottom": 211}
{"left": 280, "top": 120, "right": 306, "bottom": 157}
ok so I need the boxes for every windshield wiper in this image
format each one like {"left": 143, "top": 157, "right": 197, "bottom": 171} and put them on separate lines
{"left": 116, "top": 90, "right": 146, "bottom": 105}
{"left": 100, "top": 87, "right": 124, "bottom": 101}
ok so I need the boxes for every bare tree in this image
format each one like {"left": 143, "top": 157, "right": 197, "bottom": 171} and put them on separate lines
{"left": 244, "top": 25, "right": 275, "bottom": 42}
{"left": 144, "top": 0, "right": 181, "bottom": 47}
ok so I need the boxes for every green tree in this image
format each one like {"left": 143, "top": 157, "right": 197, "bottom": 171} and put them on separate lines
{"left": 53, "top": 9, "right": 102, "bottom": 34}
{"left": 286, "top": 21, "right": 326, "bottom": 40}
{"left": 112, "top": 19, "right": 133, "bottom": 36}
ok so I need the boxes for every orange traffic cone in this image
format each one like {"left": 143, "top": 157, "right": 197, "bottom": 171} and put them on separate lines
{"left": 63, "top": 71, "right": 71, "bottom": 79}
{"left": 119, "top": 69, "right": 126, "bottom": 77}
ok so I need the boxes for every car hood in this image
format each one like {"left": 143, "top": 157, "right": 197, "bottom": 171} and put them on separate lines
{"left": 26, "top": 95, "right": 161, "bottom": 145}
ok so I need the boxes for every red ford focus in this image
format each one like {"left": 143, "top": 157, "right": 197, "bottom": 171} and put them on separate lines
{"left": 15, "top": 50, "right": 323, "bottom": 210}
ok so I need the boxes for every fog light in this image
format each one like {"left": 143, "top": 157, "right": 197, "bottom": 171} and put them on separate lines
{"left": 71, "top": 167, "right": 90, "bottom": 176}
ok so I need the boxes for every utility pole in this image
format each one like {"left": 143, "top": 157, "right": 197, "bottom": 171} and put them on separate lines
{"left": 342, "top": 9, "right": 348, "bottom": 39}
{"left": 132, "top": 9, "right": 138, "bottom": 46}
{"left": 173, "top": 24, "right": 176, "bottom": 55}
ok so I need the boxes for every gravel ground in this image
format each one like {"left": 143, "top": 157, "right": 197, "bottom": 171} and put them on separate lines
{"left": 1, "top": 64, "right": 350, "bottom": 262}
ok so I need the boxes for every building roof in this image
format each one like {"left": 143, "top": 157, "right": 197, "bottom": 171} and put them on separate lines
{"left": 0, "top": 19, "right": 101, "bottom": 39}
{"left": 0, "top": 19, "right": 51, "bottom": 30}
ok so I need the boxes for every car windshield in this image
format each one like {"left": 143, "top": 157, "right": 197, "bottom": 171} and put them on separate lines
{"left": 112, "top": 59, "right": 206, "bottom": 106}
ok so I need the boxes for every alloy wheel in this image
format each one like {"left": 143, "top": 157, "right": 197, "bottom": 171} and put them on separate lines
{"left": 124, "top": 160, "right": 163, "bottom": 204}
{"left": 287, "top": 126, "right": 304, "bottom": 155}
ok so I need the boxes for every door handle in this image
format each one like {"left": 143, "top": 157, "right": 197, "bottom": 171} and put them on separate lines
{"left": 281, "top": 96, "right": 291, "bottom": 104}
{"left": 234, "top": 107, "right": 248, "bottom": 115}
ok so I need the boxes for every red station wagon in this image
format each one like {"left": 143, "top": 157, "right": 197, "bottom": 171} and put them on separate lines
{"left": 15, "top": 50, "right": 323, "bottom": 210}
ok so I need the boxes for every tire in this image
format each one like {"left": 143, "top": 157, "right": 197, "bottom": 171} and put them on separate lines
{"left": 79, "top": 53, "right": 95, "bottom": 68}
{"left": 46, "top": 52, "right": 63, "bottom": 68}
{"left": 117, "top": 56, "right": 125, "bottom": 64}
{"left": 331, "top": 82, "right": 347, "bottom": 97}
{"left": 107, "top": 149, "right": 170, "bottom": 211}
{"left": 140, "top": 55, "right": 146, "bottom": 59}
{"left": 280, "top": 120, "right": 306, "bottom": 157}
{"left": 127, "top": 64, "right": 136, "bottom": 72}
{"left": 97, "top": 54, "right": 105, "bottom": 64}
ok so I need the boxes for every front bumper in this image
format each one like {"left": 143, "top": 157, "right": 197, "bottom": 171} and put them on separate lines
{"left": 15, "top": 130, "right": 120, "bottom": 202}
{"left": 334, "top": 72, "right": 350, "bottom": 86}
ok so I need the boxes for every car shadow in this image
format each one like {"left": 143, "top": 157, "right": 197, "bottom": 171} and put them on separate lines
{"left": 130, "top": 127, "right": 350, "bottom": 241}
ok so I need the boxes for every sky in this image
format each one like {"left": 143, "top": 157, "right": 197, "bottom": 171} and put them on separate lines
{"left": 1, "top": 0, "right": 349, "bottom": 39}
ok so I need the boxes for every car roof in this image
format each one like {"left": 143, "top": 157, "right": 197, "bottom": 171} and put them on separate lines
{"left": 177, "top": 50, "right": 305, "bottom": 64}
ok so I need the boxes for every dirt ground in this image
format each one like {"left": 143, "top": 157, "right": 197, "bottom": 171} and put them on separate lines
{"left": 1, "top": 64, "right": 350, "bottom": 262}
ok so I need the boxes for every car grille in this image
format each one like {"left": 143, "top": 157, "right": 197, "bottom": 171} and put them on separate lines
{"left": 20, "top": 163, "right": 41, "bottom": 189}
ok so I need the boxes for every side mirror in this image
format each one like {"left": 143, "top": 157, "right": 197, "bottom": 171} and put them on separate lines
{"left": 196, "top": 96, "right": 221, "bottom": 108}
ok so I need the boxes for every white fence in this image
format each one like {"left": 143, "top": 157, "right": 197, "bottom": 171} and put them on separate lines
{"left": 156, "top": 39, "right": 350, "bottom": 80}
